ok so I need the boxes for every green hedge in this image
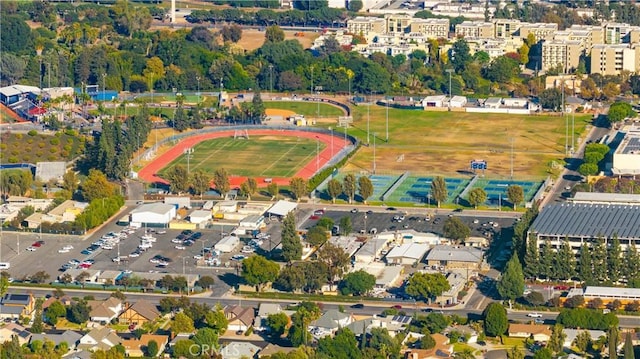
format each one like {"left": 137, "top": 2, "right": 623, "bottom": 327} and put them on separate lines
{"left": 307, "top": 142, "right": 361, "bottom": 191}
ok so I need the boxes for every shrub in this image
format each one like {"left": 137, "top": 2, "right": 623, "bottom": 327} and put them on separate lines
{"left": 64, "top": 129, "right": 77, "bottom": 136}
{"left": 50, "top": 147, "right": 58, "bottom": 153}
{"left": 8, "top": 156, "right": 18, "bottom": 163}
{"left": 47, "top": 155, "right": 57, "bottom": 161}
{"left": 54, "top": 132, "right": 62, "bottom": 137}
{"left": 63, "top": 144, "right": 72, "bottom": 152}
{"left": 0, "top": 143, "right": 6, "bottom": 150}
{"left": 50, "top": 138, "right": 60, "bottom": 145}
{"left": 15, "top": 133, "right": 22, "bottom": 139}
{"left": 27, "top": 139, "right": 33, "bottom": 144}
{"left": 28, "top": 130, "right": 37, "bottom": 136}
{"left": 38, "top": 142, "right": 45, "bottom": 148}
{"left": 61, "top": 151, "right": 69, "bottom": 158}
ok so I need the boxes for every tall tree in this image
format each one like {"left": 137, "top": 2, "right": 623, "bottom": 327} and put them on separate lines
{"left": 265, "top": 25, "right": 285, "bottom": 43}
{"left": 507, "top": 185, "right": 525, "bottom": 210}
{"left": 289, "top": 177, "right": 308, "bottom": 201}
{"left": 548, "top": 324, "right": 566, "bottom": 355}
{"left": 556, "top": 238, "right": 576, "bottom": 281}
{"left": 316, "top": 242, "right": 350, "bottom": 290}
{"left": 523, "top": 234, "right": 540, "bottom": 280}
{"left": 242, "top": 255, "right": 280, "bottom": 292}
{"left": 358, "top": 176, "right": 374, "bottom": 203}
{"left": 343, "top": 174, "right": 357, "bottom": 204}
{"left": 579, "top": 243, "right": 594, "bottom": 284}
{"left": 327, "top": 179, "right": 342, "bottom": 203}
{"left": 483, "top": 302, "right": 508, "bottom": 337}
{"left": 540, "top": 239, "right": 555, "bottom": 280}
{"left": 240, "top": 178, "right": 258, "bottom": 200}
{"left": 624, "top": 244, "right": 640, "bottom": 284}
{"left": 624, "top": 331, "right": 635, "bottom": 359}
{"left": 608, "top": 236, "right": 622, "bottom": 283}
{"left": 431, "top": 176, "right": 447, "bottom": 208}
{"left": 165, "top": 165, "right": 189, "bottom": 194}
{"left": 405, "top": 272, "right": 450, "bottom": 302}
{"left": 592, "top": 238, "right": 608, "bottom": 282}
{"left": 190, "top": 170, "right": 211, "bottom": 198}
{"left": 443, "top": 217, "right": 470, "bottom": 243}
{"left": 213, "top": 168, "right": 230, "bottom": 197}
{"left": 281, "top": 212, "right": 302, "bottom": 262}
{"left": 451, "top": 38, "right": 472, "bottom": 73}
{"left": 81, "top": 169, "right": 117, "bottom": 201}
{"left": 609, "top": 326, "right": 619, "bottom": 359}
{"left": 497, "top": 255, "right": 525, "bottom": 309}
{"left": 468, "top": 187, "right": 487, "bottom": 209}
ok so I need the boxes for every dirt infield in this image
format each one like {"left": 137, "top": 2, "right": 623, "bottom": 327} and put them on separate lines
{"left": 138, "top": 129, "right": 348, "bottom": 188}
{"left": 265, "top": 109, "right": 296, "bottom": 118}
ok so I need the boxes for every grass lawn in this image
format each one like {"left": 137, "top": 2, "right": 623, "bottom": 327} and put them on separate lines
{"left": 54, "top": 318, "right": 83, "bottom": 330}
{"left": 336, "top": 105, "right": 591, "bottom": 178}
{"left": 499, "top": 337, "right": 526, "bottom": 348}
{"left": 266, "top": 101, "right": 345, "bottom": 117}
{"left": 158, "top": 135, "right": 325, "bottom": 178}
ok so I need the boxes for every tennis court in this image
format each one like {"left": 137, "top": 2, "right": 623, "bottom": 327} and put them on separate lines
{"left": 470, "top": 179, "right": 543, "bottom": 206}
{"left": 317, "top": 173, "right": 399, "bottom": 202}
{"left": 384, "top": 176, "right": 470, "bottom": 204}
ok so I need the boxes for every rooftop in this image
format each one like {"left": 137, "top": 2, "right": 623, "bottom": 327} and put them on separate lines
{"left": 570, "top": 192, "right": 640, "bottom": 204}
{"left": 131, "top": 203, "right": 175, "bottom": 215}
{"left": 530, "top": 203, "right": 640, "bottom": 239}
{"left": 386, "top": 243, "right": 430, "bottom": 260}
{"left": 426, "top": 245, "right": 483, "bottom": 263}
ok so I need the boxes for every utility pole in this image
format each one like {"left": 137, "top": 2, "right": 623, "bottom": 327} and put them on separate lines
{"left": 367, "top": 92, "right": 370, "bottom": 144}
{"left": 269, "top": 64, "right": 274, "bottom": 95}
{"left": 196, "top": 76, "right": 201, "bottom": 104}
{"left": 102, "top": 73, "right": 106, "bottom": 102}
{"left": 373, "top": 132, "right": 377, "bottom": 174}
{"left": 386, "top": 98, "right": 389, "bottom": 142}
{"left": 446, "top": 69, "right": 454, "bottom": 109}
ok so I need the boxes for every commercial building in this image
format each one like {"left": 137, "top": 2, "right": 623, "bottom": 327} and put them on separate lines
{"left": 494, "top": 19, "right": 521, "bottom": 39}
{"left": 24, "top": 200, "right": 89, "bottom": 229}
{"left": 386, "top": 243, "right": 430, "bottom": 265}
{"left": 214, "top": 235, "right": 240, "bottom": 253}
{"left": 410, "top": 18, "right": 449, "bottom": 39}
{"left": 425, "top": 245, "right": 484, "bottom": 270}
{"left": 347, "top": 16, "right": 386, "bottom": 39}
{"left": 519, "top": 22, "right": 558, "bottom": 41}
{"left": 590, "top": 44, "right": 639, "bottom": 76}
{"left": 613, "top": 126, "right": 640, "bottom": 175}
{"left": 529, "top": 203, "right": 640, "bottom": 253}
{"left": 570, "top": 192, "right": 640, "bottom": 205}
{"left": 455, "top": 21, "right": 494, "bottom": 39}
{"left": 130, "top": 203, "right": 176, "bottom": 226}
{"left": 567, "top": 286, "right": 640, "bottom": 305}
{"left": 541, "top": 40, "right": 582, "bottom": 73}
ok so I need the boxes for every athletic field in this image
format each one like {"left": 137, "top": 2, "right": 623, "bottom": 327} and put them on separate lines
{"left": 267, "top": 101, "right": 345, "bottom": 117}
{"left": 159, "top": 135, "right": 325, "bottom": 178}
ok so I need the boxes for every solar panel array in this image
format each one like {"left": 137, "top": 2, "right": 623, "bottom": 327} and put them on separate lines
{"left": 622, "top": 137, "right": 640, "bottom": 154}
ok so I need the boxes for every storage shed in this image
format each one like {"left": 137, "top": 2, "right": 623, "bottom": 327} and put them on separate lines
{"left": 215, "top": 236, "right": 240, "bottom": 253}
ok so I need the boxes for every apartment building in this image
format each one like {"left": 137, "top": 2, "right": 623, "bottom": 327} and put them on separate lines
{"left": 567, "top": 25, "right": 604, "bottom": 49}
{"left": 519, "top": 22, "right": 558, "bottom": 41}
{"left": 455, "top": 21, "right": 494, "bottom": 39}
{"left": 590, "top": 44, "right": 639, "bottom": 76}
{"left": 410, "top": 18, "right": 449, "bottom": 39}
{"left": 385, "top": 14, "right": 413, "bottom": 34}
{"left": 466, "top": 38, "right": 507, "bottom": 59}
{"left": 347, "top": 16, "right": 386, "bottom": 38}
{"left": 604, "top": 22, "right": 640, "bottom": 44}
{"left": 494, "top": 19, "right": 522, "bottom": 39}
{"left": 541, "top": 40, "right": 582, "bottom": 73}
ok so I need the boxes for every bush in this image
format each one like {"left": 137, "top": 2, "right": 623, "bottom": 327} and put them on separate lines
{"left": 28, "top": 130, "right": 37, "bottom": 136}
{"left": 8, "top": 156, "right": 18, "bottom": 163}
{"left": 27, "top": 139, "right": 33, "bottom": 144}
{"left": 50, "top": 138, "right": 60, "bottom": 145}
{"left": 50, "top": 147, "right": 58, "bottom": 153}
{"left": 15, "top": 133, "right": 22, "bottom": 139}
{"left": 38, "top": 142, "right": 45, "bottom": 148}
{"left": 64, "top": 129, "right": 77, "bottom": 136}
{"left": 564, "top": 295, "right": 585, "bottom": 308}
{"left": 556, "top": 308, "right": 619, "bottom": 330}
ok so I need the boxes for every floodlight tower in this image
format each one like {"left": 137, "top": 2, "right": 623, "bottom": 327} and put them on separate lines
{"left": 171, "top": 0, "right": 176, "bottom": 23}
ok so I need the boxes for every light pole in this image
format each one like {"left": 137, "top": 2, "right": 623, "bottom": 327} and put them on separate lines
{"left": 316, "top": 136, "right": 320, "bottom": 173}
{"left": 571, "top": 110, "right": 575, "bottom": 154}
{"left": 329, "top": 127, "right": 333, "bottom": 158}
{"left": 386, "top": 98, "right": 389, "bottom": 142}
{"left": 316, "top": 90, "right": 320, "bottom": 118}
{"left": 196, "top": 76, "right": 201, "bottom": 104}
{"left": 445, "top": 69, "right": 454, "bottom": 109}
{"left": 184, "top": 148, "right": 193, "bottom": 175}
{"left": 367, "top": 92, "right": 370, "bottom": 144}
{"left": 102, "top": 73, "right": 106, "bottom": 102}
{"left": 344, "top": 124, "right": 348, "bottom": 147}
{"left": 373, "top": 132, "right": 377, "bottom": 174}
{"left": 510, "top": 137, "right": 514, "bottom": 180}
{"left": 269, "top": 64, "right": 274, "bottom": 95}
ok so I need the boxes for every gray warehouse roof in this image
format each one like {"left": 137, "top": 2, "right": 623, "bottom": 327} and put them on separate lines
{"left": 530, "top": 203, "right": 640, "bottom": 239}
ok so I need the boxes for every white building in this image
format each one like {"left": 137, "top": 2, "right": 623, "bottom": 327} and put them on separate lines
{"left": 239, "top": 215, "right": 265, "bottom": 232}
{"left": 189, "top": 210, "right": 211, "bottom": 225}
{"left": 385, "top": 243, "right": 430, "bottom": 265}
{"left": 164, "top": 196, "right": 191, "bottom": 209}
{"left": 266, "top": 200, "right": 297, "bottom": 218}
{"left": 422, "top": 95, "right": 447, "bottom": 108}
{"left": 354, "top": 235, "right": 393, "bottom": 263}
{"left": 215, "top": 235, "right": 240, "bottom": 253}
{"left": 613, "top": 126, "right": 640, "bottom": 175}
{"left": 130, "top": 203, "right": 176, "bottom": 226}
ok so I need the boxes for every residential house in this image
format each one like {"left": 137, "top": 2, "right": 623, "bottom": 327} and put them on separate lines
{"left": 0, "top": 323, "right": 31, "bottom": 345}
{"left": 254, "top": 303, "right": 294, "bottom": 332}
{"left": 168, "top": 333, "right": 191, "bottom": 349}
{"left": 403, "top": 333, "right": 453, "bottom": 358}
{"left": 257, "top": 344, "right": 297, "bottom": 358}
{"left": 119, "top": 300, "right": 161, "bottom": 328}
{"left": 30, "top": 330, "right": 82, "bottom": 351}
{"left": 562, "top": 329, "right": 606, "bottom": 348}
{"left": 308, "top": 309, "right": 355, "bottom": 338}
{"left": 77, "top": 327, "right": 122, "bottom": 351}
{"left": 121, "top": 334, "right": 169, "bottom": 357}
{"left": 224, "top": 305, "right": 255, "bottom": 333}
{"left": 220, "top": 341, "right": 262, "bottom": 359}
{"left": 346, "top": 315, "right": 412, "bottom": 338}
{"left": 508, "top": 324, "right": 551, "bottom": 342}
{"left": 88, "top": 297, "right": 124, "bottom": 324}
{"left": 0, "top": 293, "right": 35, "bottom": 319}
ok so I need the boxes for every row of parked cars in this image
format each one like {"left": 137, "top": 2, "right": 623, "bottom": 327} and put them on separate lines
{"left": 171, "top": 230, "right": 203, "bottom": 250}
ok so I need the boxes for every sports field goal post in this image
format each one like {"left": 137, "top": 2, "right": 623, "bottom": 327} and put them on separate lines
{"left": 233, "top": 129, "right": 250, "bottom": 139}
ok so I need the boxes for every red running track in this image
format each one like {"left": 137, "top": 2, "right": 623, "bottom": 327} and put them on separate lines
{"left": 138, "top": 129, "right": 349, "bottom": 188}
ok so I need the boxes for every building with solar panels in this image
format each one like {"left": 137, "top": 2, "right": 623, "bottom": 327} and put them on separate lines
{"left": 529, "top": 203, "right": 640, "bottom": 253}
{"left": 613, "top": 126, "right": 640, "bottom": 175}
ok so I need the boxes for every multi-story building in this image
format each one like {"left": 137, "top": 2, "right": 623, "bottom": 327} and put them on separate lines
{"left": 494, "top": 19, "right": 521, "bottom": 39}
{"left": 541, "top": 40, "right": 582, "bottom": 73}
{"left": 385, "top": 14, "right": 413, "bottom": 34}
{"left": 466, "top": 38, "right": 507, "bottom": 59}
{"left": 605, "top": 22, "right": 632, "bottom": 44}
{"left": 613, "top": 126, "right": 640, "bottom": 175}
{"left": 567, "top": 24, "right": 604, "bottom": 49}
{"left": 455, "top": 20, "right": 494, "bottom": 39}
{"left": 410, "top": 18, "right": 449, "bottom": 39}
{"left": 519, "top": 22, "right": 558, "bottom": 42}
{"left": 347, "top": 16, "right": 386, "bottom": 39}
{"left": 590, "top": 44, "right": 639, "bottom": 76}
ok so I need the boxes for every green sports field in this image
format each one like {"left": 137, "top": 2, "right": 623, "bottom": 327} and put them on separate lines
{"left": 266, "top": 101, "right": 345, "bottom": 117}
{"left": 159, "top": 135, "right": 325, "bottom": 177}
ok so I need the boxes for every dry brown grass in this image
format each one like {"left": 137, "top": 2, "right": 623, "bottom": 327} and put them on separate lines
{"left": 236, "top": 29, "right": 318, "bottom": 51}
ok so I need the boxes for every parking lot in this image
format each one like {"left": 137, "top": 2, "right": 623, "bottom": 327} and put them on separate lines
{"left": 299, "top": 208, "right": 516, "bottom": 240}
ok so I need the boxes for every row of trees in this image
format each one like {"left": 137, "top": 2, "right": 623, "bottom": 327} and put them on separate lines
{"left": 523, "top": 236, "right": 640, "bottom": 286}
{"left": 326, "top": 174, "right": 373, "bottom": 204}
{"left": 467, "top": 184, "right": 524, "bottom": 209}
{"left": 578, "top": 143, "right": 610, "bottom": 177}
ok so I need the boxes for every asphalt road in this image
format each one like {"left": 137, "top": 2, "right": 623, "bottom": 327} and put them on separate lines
{"left": 8, "top": 286, "right": 640, "bottom": 328}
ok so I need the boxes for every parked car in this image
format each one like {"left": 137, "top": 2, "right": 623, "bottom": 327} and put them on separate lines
{"left": 231, "top": 254, "right": 246, "bottom": 261}
{"left": 527, "top": 313, "right": 543, "bottom": 318}
{"left": 351, "top": 303, "right": 364, "bottom": 309}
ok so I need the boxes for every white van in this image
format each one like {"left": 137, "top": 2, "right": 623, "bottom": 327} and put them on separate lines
{"left": 0, "top": 262, "right": 10, "bottom": 270}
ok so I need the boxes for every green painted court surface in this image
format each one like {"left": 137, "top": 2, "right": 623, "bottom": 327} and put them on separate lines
{"left": 160, "top": 136, "right": 325, "bottom": 178}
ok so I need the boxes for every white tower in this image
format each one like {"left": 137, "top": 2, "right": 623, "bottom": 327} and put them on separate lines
{"left": 171, "top": 0, "right": 176, "bottom": 23}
